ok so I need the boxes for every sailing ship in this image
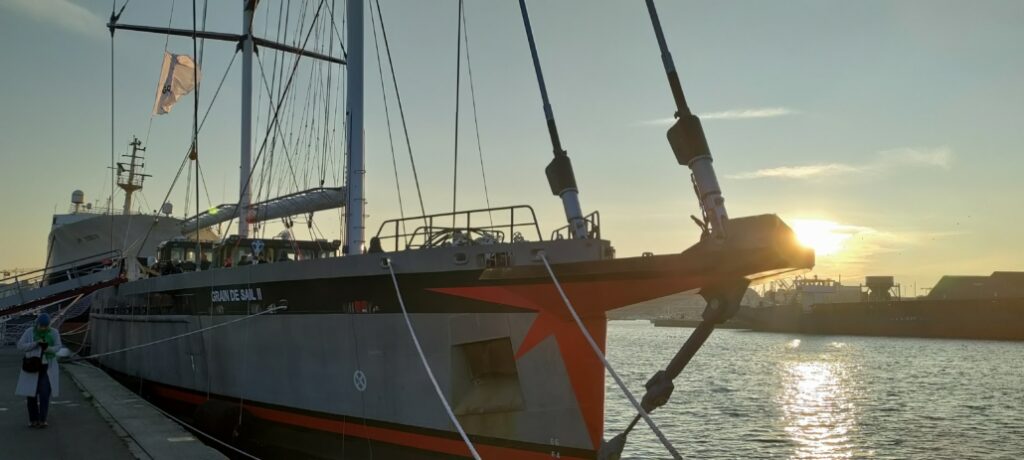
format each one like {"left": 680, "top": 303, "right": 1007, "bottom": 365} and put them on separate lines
{"left": 42, "top": 1, "right": 814, "bottom": 458}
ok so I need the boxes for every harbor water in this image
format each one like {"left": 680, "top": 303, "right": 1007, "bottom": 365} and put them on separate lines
{"left": 605, "top": 320, "right": 1024, "bottom": 459}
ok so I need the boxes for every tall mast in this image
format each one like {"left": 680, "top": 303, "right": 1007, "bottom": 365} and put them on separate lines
{"left": 344, "top": 0, "right": 366, "bottom": 254}
{"left": 239, "top": 0, "right": 255, "bottom": 238}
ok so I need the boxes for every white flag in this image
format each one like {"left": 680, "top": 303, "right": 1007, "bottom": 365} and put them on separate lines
{"left": 152, "top": 52, "right": 201, "bottom": 115}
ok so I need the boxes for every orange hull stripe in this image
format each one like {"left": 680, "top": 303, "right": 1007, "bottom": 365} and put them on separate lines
{"left": 152, "top": 385, "right": 590, "bottom": 460}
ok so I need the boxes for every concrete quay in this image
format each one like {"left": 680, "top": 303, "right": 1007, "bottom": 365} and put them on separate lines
{"left": 0, "top": 347, "right": 225, "bottom": 460}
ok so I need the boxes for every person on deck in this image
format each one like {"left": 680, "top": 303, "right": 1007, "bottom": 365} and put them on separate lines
{"left": 15, "top": 313, "right": 62, "bottom": 429}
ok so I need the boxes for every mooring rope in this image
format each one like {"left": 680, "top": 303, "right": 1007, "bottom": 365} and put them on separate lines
{"left": 538, "top": 252, "right": 681, "bottom": 459}
{"left": 386, "top": 260, "right": 481, "bottom": 460}
{"left": 70, "top": 304, "right": 287, "bottom": 361}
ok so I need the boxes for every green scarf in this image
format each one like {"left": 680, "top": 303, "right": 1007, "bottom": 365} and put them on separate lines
{"left": 33, "top": 328, "right": 56, "bottom": 361}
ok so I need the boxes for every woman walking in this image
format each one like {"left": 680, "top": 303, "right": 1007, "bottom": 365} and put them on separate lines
{"left": 15, "top": 313, "right": 62, "bottom": 428}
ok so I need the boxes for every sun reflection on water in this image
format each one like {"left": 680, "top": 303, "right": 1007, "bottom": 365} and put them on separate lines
{"left": 779, "top": 360, "right": 858, "bottom": 459}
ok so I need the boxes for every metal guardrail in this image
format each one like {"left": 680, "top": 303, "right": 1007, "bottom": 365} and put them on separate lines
{"left": 0, "top": 250, "right": 120, "bottom": 302}
{"left": 374, "top": 205, "right": 544, "bottom": 252}
{"left": 550, "top": 210, "right": 601, "bottom": 241}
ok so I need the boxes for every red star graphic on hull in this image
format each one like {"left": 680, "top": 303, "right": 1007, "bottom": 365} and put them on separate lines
{"left": 430, "top": 273, "right": 707, "bottom": 448}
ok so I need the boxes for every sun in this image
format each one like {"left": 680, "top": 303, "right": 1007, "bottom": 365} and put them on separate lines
{"left": 790, "top": 219, "right": 851, "bottom": 256}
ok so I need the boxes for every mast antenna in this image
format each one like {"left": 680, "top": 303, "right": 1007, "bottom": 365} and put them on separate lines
{"left": 516, "top": 0, "right": 587, "bottom": 240}
{"left": 116, "top": 137, "right": 151, "bottom": 214}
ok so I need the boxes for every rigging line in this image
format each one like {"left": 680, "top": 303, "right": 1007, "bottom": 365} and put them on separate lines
{"left": 192, "top": 0, "right": 201, "bottom": 265}
{"left": 196, "top": 162, "right": 213, "bottom": 217}
{"left": 319, "top": 23, "right": 334, "bottom": 187}
{"left": 451, "top": 0, "right": 464, "bottom": 226}
{"left": 537, "top": 252, "right": 682, "bottom": 459}
{"left": 374, "top": 0, "right": 427, "bottom": 218}
{"left": 254, "top": 53, "right": 307, "bottom": 193}
{"left": 386, "top": 261, "right": 481, "bottom": 460}
{"left": 134, "top": 51, "right": 237, "bottom": 251}
{"left": 460, "top": 7, "right": 494, "bottom": 226}
{"left": 183, "top": 161, "right": 193, "bottom": 218}
{"left": 322, "top": 0, "right": 348, "bottom": 57}
{"left": 144, "top": 0, "right": 179, "bottom": 147}
{"left": 369, "top": 1, "right": 407, "bottom": 233}
{"left": 219, "top": 0, "right": 329, "bottom": 244}
{"left": 198, "top": 0, "right": 209, "bottom": 64}
{"left": 109, "top": 21, "right": 115, "bottom": 250}
{"left": 72, "top": 304, "right": 289, "bottom": 362}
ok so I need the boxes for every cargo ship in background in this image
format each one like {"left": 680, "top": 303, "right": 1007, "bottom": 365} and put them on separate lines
{"left": 740, "top": 272, "right": 1024, "bottom": 340}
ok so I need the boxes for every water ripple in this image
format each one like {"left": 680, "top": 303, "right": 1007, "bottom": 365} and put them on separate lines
{"left": 605, "top": 321, "right": 1024, "bottom": 459}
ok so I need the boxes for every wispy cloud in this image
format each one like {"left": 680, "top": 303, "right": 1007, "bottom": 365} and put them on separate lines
{"left": 729, "top": 146, "right": 954, "bottom": 180}
{"left": 878, "top": 146, "right": 953, "bottom": 169}
{"left": 2, "top": 0, "right": 104, "bottom": 38}
{"left": 729, "top": 163, "right": 860, "bottom": 180}
{"left": 699, "top": 107, "right": 798, "bottom": 120}
{"left": 636, "top": 106, "right": 798, "bottom": 126}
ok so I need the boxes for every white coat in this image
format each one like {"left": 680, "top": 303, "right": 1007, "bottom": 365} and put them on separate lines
{"left": 14, "top": 327, "right": 61, "bottom": 398}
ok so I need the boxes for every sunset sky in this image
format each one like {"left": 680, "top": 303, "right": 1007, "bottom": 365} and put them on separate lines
{"left": 1, "top": 0, "right": 1021, "bottom": 289}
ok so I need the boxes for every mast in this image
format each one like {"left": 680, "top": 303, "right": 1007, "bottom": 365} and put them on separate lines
{"left": 517, "top": 0, "right": 587, "bottom": 240}
{"left": 239, "top": 0, "right": 255, "bottom": 238}
{"left": 116, "top": 137, "right": 150, "bottom": 214}
{"left": 344, "top": 0, "right": 366, "bottom": 255}
{"left": 105, "top": 2, "right": 347, "bottom": 237}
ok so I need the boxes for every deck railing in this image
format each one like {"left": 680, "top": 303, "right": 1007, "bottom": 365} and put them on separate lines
{"left": 0, "top": 250, "right": 121, "bottom": 302}
{"left": 374, "top": 206, "right": 543, "bottom": 252}
{"left": 550, "top": 210, "right": 601, "bottom": 241}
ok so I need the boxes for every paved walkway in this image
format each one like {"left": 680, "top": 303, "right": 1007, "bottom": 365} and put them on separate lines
{"left": 0, "top": 347, "right": 225, "bottom": 460}
{"left": 0, "top": 347, "right": 135, "bottom": 460}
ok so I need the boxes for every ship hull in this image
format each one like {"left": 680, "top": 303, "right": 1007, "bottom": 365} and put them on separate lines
{"left": 741, "top": 299, "right": 1024, "bottom": 341}
{"left": 88, "top": 214, "right": 812, "bottom": 458}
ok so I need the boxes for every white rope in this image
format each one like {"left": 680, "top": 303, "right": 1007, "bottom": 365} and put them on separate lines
{"left": 53, "top": 294, "right": 86, "bottom": 329}
{"left": 538, "top": 252, "right": 681, "bottom": 459}
{"left": 73, "top": 304, "right": 287, "bottom": 361}
{"left": 386, "top": 261, "right": 481, "bottom": 460}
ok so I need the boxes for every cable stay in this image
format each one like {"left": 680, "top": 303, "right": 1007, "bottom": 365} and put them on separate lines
{"left": 71, "top": 304, "right": 288, "bottom": 362}
{"left": 459, "top": 6, "right": 495, "bottom": 226}
{"left": 215, "top": 0, "right": 332, "bottom": 244}
{"left": 369, "top": 2, "right": 407, "bottom": 234}
{"left": 386, "top": 260, "right": 481, "bottom": 460}
{"left": 452, "top": 0, "right": 464, "bottom": 225}
{"left": 373, "top": 0, "right": 427, "bottom": 219}
{"left": 516, "top": 0, "right": 588, "bottom": 240}
{"left": 537, "top": 253, "right": 681, "bottom": 460}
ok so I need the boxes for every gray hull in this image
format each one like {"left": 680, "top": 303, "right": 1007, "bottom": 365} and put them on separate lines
{"left": 90, "top": 239, "right": 613, "bottom": 459}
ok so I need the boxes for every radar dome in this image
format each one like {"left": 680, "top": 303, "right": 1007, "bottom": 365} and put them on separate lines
{"left": 161, "top": 202, "right": 174, "bottom": 216}
{"left": 71, "top": 190, "right": 85, "bottom": 205}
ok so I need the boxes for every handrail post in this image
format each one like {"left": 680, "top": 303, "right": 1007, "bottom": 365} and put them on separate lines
{"left": 14, "top": 276, "right": 25, "bottom": 305}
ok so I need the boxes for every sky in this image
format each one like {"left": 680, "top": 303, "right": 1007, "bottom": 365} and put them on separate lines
{"left": 0, "top": 0, "right": 1022, "bottom": 290}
